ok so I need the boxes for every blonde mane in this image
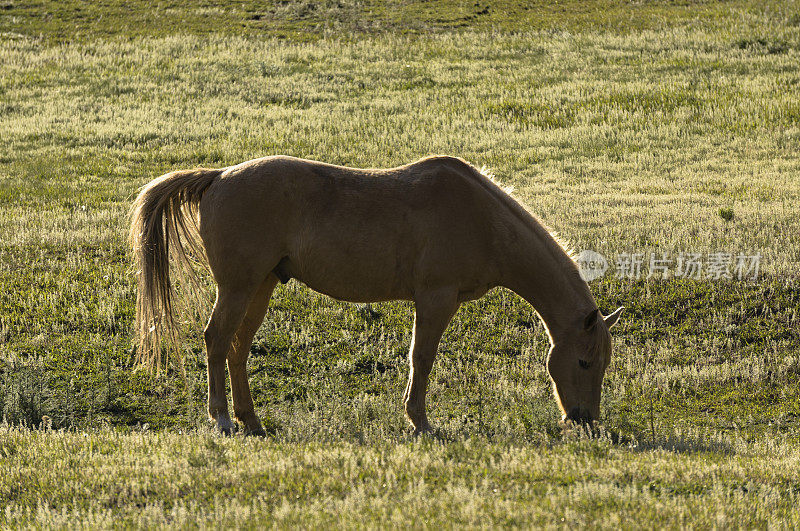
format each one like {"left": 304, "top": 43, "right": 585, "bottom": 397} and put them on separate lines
{"left": 469, "top": 162, "right": 579, "bottom": 266}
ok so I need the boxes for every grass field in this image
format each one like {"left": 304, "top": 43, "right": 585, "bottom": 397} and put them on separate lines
{"left": 2, "top": 0, "right": 800, "bottom": 527}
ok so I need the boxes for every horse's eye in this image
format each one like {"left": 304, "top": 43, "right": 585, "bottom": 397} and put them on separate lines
{"left": 578, "top": 359, "right": 591, "bottom": 370}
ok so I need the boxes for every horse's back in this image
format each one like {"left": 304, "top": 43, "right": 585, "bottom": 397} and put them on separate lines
{"left": 199, "top": 156, "right": 502, "bottom": 301}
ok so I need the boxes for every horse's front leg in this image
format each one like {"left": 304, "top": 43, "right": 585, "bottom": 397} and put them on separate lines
{"left": 403, "top": 289, "right": 459, "bottom": 434}
{"left": 227, "top": 274, "right": 279, "bottom": 436}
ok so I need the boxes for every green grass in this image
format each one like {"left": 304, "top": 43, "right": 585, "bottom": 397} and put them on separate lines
{"left": 2, "top": 0, "right": 800, "bottom": 527}
{"left": 2, "top": 0, "right": 792, "bottom": 42}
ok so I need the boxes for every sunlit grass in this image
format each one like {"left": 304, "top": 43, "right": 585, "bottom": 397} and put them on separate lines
{"left": 1, "top": 28, "right": 798, "bottom": 271}
{"left": 2, "top": 425, "right": 800, "bottom": 527}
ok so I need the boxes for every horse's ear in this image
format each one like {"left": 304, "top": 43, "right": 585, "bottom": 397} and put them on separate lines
{"left": 583, "top": 308, "right": 599, "bottom": 330}
{"left": 603, "top": 307, "right": 625, "bottom": 329}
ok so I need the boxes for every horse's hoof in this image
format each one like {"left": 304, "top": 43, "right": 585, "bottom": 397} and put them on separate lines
{"left": 244, "top": 427, "right": 267, "bottom": 438}
{"left": 413, "top": 425, "right": 434, "bottom": 437}
{"left": 214, "top": 421, "right": 237, "bottom": 436}
{"left": 219, "top": 426, "right": 237, "bottom": 437}
{"left": 209, "top": 416, "right": 238, "bottom": 436}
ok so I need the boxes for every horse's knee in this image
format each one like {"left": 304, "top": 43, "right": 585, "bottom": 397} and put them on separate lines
{"left": 203, "top": 326, "right": 215, "bottom": 352}
{"left": 410, "top": 348, "right": 436, "bottom": 373}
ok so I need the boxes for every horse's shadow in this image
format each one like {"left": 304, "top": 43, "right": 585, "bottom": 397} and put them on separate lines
{"left": 560, "top": 424, "right": 736, "bottom": 455}
{"left": 409, "top": 424, "right": 736, "bottom": 456}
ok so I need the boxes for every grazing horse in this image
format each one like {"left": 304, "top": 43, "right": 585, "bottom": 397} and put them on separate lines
{"left": 130, "top": 155, "right": 623, "bottom": 436}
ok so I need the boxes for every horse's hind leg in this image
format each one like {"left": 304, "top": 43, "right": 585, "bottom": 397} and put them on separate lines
{"left": 403, "top": 289, "right": 459, "bottom": 434}
{"left": 228, "top": 273, "right": 279, "bottom": 436}
{"left": 204, "top": 284, "right": 256, "bottom": 435}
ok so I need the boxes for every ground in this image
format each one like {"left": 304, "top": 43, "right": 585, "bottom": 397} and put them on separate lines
{"left": 1, "top": 0, "right": 799, "bottom": 526}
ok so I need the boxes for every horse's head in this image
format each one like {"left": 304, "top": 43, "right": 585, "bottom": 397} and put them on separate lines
{"left": 546, "top": 307, "right": 624, "bottom": 424}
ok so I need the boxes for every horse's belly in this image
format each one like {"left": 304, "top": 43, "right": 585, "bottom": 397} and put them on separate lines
{"left": 280, "top": 252, "right": 413, "bottom": 303}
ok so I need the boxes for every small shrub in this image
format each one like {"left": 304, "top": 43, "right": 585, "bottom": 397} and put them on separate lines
{"left": 718, "top": 207, "right": 734, "bottom": 221}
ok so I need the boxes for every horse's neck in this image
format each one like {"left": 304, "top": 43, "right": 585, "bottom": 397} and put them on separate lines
{"left": 501, "top": 227, "right": 596, "bottom": 344}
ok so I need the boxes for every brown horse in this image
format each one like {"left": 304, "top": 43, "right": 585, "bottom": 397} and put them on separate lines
{"left": 130, "top": 155, "right": 623, "bottom": 436}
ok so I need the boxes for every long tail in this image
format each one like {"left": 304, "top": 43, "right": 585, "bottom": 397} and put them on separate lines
{"left": 129, "top": 167, "right": 222, "bottom": 372}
